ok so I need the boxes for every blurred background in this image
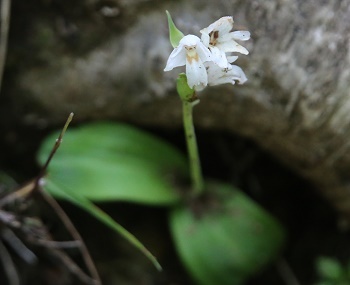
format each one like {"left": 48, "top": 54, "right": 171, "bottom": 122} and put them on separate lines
{"left": 1, "top": 0, "right": 350, "bottom": 284}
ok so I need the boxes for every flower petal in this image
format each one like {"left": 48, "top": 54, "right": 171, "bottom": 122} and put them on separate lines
{"left": 213, "top": 16, "right": 234, "bottom": 34}
{"left": 164, "top": 46, "right": 186, "bottom": 71}
{"left": 226, "top": 55, "right": 238, "bottom": 63}
{"left": 200, "top": 16, "right": 234, "bottom": 36}
{"left": 207, "top": 62, "right": 247, "bottom": 86}
{"left": 196, "top": 41, "right": 212, "bottom": 63}
{"left": 217, "top": 40, "right": 249, "bottom": 54}
{"left": 220, "top": 31, "right": 250, "bottom": 46}
{"left": 179, "top": 34, "right": 201, "bottom": 46}
{"left": 231, "top": 31, "right": 251, "bottom": 41}
{"left": 186, "top": 59, "right": 208, "bottom": 90}
{"left": 200, "top": 18, "right": 250, "bottom": 56}
{"left": 226, "top": 64, "right": 247, "bottom": 84}
{"left": 200, "top": 32, "right": 210, "bottom": 48}
{"left": 206, "top": 62, "right": 221, "bottom": 83}
{"left": 209, "top": 46, "right": 228, "bottom": 68}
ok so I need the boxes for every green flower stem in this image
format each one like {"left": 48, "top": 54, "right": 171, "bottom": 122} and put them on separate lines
{"left": 182, "top": 99, "right": 204, "bottom": 196}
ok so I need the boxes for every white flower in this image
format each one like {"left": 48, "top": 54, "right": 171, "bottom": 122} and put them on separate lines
{"left": 164, "top": 34, "right": 212, "bottom": 91}
{"left": 200, "top": 16, "right": 250, "bottom": 68}
{"left": 164, "top": 16, "right": 250, "bottom": 92}
{"left": 206, "top": 61, "right": 247, "bottom": 86}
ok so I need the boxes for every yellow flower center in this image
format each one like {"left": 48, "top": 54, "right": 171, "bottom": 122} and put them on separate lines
{"left": 185, "top": 46, "right": 199, "bottom": 64}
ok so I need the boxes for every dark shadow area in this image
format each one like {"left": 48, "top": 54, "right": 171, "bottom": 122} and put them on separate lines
{"left": 0, "top": 119, "right": 346, "bottom": 285}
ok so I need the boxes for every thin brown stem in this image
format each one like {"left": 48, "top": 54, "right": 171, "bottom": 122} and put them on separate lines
{"left": 35, "top": 112, "right": 101, "bottom": 284}
{"left": 0, "top": 113, "right": 101, "bottom": 285}
{"left": 39, "top": 188, "right": 101, "bottom": 285}
{"left": 0, "top": 240, "right": 20, "bottom": 285}
{"left": 1, "top": 228, "right": 37, "bottom": 264}
{"left": 36, "top": 112, "right": 74, "bottom": 183}
{"left": 276, "top": 258, "right": 301, "bottom": 285}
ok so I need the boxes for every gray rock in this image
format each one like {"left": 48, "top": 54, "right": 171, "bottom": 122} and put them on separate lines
{"left": 5, "top": 0, "right": 350, "bottom": 218}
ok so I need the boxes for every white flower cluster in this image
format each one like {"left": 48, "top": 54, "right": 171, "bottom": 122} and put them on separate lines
{"left": 164, "top": 16, "right": 250, "bottom": 91}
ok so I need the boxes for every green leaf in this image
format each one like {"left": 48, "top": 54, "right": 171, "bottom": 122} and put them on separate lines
{"left": 316, "top": 257, "right": 343, "bottom": 280}
{"left": 166, "top": 10, "right": 184, "bottom": 48}
{"left": 169, "top": 181, "right": 285, "bottom": 285}
{"left": 44, "top": 178, "right": 161, "bottom": 271}
{"left": 36, "top": 122, "right": 189, "bottom": 270}
{"left": 177, "top": 73, "right": 195, "bottom": 102}
{"left": 37, "top": 122, "right": 188, "bottom": 205}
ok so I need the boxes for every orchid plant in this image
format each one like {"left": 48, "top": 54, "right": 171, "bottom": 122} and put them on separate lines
{"left": 164, "top": 11, "right": 250, "bottom": 195}
{"left": 164, "top": 13, "right": 285, "bottom": 285}
{"left": 164, "top": 12, "right": 249, "bottom": 92}
{"left": 36, "top": 12, "right": 285, "bottom": 285}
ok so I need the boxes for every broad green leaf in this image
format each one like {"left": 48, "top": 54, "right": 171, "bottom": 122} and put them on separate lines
{"left": 44, "top": 178, "right": 161, "bottom": 271}
{"left": 316, "top": 257, "right": 343, "bottom": 280}
{"left": 37, "top": 122, "right": 188, "bottom": 205}
{"left": 169, "top": 181, "right": 285, "bottom": 285}
{"left": 166, "top": 10, "right": 184, "bottom": 48}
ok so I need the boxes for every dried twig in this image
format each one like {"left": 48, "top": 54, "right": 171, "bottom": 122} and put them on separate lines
{"left": 1, "top": 228, "right": 37, "bottom": 264}
{"left": 30, "top": 239, "right": 82, "bottom": 249}
{"left": 276, "top": 258, "right": 301, "bottom": 285}
{"left": 49, "top": 245, "right": 99, "bottom": 285}
{"left": 0, "top": 113, "right": 102, "bottom": 285}
{"left": 38, "top": 186, "right": 101, "bottom": 285}
{"left": 33, "top": 112, "right": 101, "bottom": 285}
{"left": 0, "top": 239, "right": 20, "bottom": 285}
